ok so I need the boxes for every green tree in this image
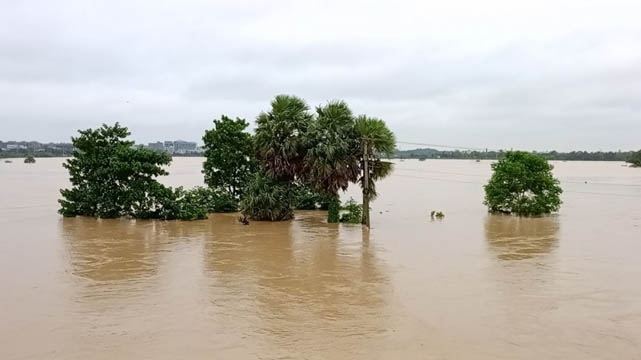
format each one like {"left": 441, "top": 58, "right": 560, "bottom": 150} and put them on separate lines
{"left": 202, "top": 115, "right": 257, "bottom": 200}
{"left": 484, "top": 151, "right": 562, "bottom": 216}
{"left": 626, "top": 150, "right": 641, "bottom": 167}
{"left": 59, "top": 123, "right": 207, "bottom": 220}
{"left": 254, "top": 95, "right": 312, "bottom": 181}
{"left": 354, "top": 115, "right": 396, "bottom": 226}
{"left": 24, "top": 156, "right": 36, "bottom": 163}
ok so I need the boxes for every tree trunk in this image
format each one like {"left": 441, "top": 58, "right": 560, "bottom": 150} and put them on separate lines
{"left": 362, "top": 142, "right": 370, "bottom": 227}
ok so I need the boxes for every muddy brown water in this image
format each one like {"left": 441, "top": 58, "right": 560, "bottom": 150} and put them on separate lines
{"left": 1, "top": 158, "right": 640, "bottom": 359}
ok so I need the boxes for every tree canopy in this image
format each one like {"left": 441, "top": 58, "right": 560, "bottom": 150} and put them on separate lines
{"left": 484, "top": 151, "right": 562, "bottom": 216}
{"left": 202, "top": 115, "right": 257, "bottom": 200}
{"left": 59, "top": 123, "right": 208, "bottom": 220}
{"left": 254, "top": 95, "right": 312, "bottom": 182}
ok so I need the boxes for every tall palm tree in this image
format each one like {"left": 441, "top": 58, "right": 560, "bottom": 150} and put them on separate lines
{"left": 304, "top": 101, "right": 361, "bottom": 194}
{"left": 254, "top": 95, "right": 313, "bottom": 182}
{"left": 354, "top": 115, "right": 396, "bottom": 226}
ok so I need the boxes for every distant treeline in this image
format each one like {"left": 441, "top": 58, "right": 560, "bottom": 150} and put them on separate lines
{"left": 394, "top": 148, "right": 635, "bottom": 161}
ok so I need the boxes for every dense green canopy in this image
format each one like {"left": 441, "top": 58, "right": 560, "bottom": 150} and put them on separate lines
{"left": 484, "top": 151, "right": 562, "bottom": 216}
{"left": 202, "top": 115, "right": 256, "bottom": 200}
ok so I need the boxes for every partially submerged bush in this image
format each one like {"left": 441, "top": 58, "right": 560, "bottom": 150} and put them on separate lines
{"left": 430, "top": 210, "right": 444, "bottom": 219}
{"left": 340, "top": 198, "right": 362, "bottom": 224}
{"left": 240, "top": 173, "right": 294, "bottom": 221}
{"left": 484, "top": 151, "right": 562, "bottom": 216}
{"left": 187, "top": 186, "right": 238, "bottom": 213}
{"left": 24, "top": 156, "right": 36, "bottom": 164}
{"left": 293, "top": 183, "right": 325, "bottom": 210}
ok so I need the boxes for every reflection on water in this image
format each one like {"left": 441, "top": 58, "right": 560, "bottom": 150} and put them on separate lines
{"left": 203, "top": 212, "right": 390, "bottom": 354}
{"left": 62, "top": 217, "right": 209, "bottom": 282}
{"left": 485, "top": 214, "right": 560, "bottom": 260}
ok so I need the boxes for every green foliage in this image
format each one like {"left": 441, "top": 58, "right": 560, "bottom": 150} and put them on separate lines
{"left": 149, "top": 186, "right": 208, "bottom": 220}
{"left": 430, "top": 210, "right": 444, "bottom": 219}
{"left": 484, "top": 151, "right": 563, "bottom": 216}
{"left": 293, "top": 182, "right": 327, "bottom": 210}
{"left": 340, "top": 198, "right": 362, "bottom": 224}
{"left": 240, "top": 173, "right": 294, "bottom": 221}
{"left": 58, "top": 123, "right": 208, "bottom": 221}
{"left": 327, "top": 195, "right": 341, "bottom": 223}
{"left": 254, "top": 95, "right": 312, "bottom": 181}
{"left": 202, "top": 116, "right": 257, "bottom": 199}
{"left": 24, "top": 156, "right": 36, "bottom": 164}
{"left": 185, "top": 186, "right": 238, "bottom": 213}
{"left": 627, "top": 150, "right": 641, "bottom": 167}
{"left": 303, "top": 101, "right": 360, "bottom": 193}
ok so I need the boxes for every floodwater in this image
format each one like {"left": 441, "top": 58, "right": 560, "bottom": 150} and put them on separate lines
{"left": 1, "top": 158, "right": 640, "bottom": 359}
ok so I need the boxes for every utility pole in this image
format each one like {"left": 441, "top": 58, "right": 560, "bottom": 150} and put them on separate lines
{"left": 362, "top": 140, "right": 370, "bottom": 227}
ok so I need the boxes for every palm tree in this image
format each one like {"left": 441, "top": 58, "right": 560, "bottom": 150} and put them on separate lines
{"left": 303, "top": 101, "right": 360, "bottom": 222}
{"left": 254, "top": 95, "right": 313, "bottom": 182}
{"left": 354, "top": 115, "right": 396, "bottom": 226}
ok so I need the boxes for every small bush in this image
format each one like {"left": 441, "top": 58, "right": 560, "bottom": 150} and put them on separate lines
{"left": 293, "top": 183, "right": 324, "bottom": 210}
{"left": 340, "top": 198, "right": 362, "bottom": 224}
{"left": 24, "top": 156, "right": 36, "bottom": 164}
{"left": 240, "top": 173, "right": 294, "bottom": 221}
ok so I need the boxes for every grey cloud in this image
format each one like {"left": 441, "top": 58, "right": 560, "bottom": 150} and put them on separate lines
{"left": 1, "top": 0, "right": 640, "bottom": 151}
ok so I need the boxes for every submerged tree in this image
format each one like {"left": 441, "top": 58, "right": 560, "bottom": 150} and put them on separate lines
{"left": 240, "top": 172, "right": 294, "bottom": 221}
{"left": 627, "top": 150, "right": 641, "bottom": 167}
{"left": 202, "top": 115, "right": 257, "bottom": 200}
{"left": 354, "top": 115, "right": 396, "bottom": 226}
{"left": 24, "top": 156, "right": 36, "bottom": 164}
{"left": 484, "top": 151, "right": 562, "bottom": 216}
{"left": 59, "top": 123, "right": 207, "bottom": 220}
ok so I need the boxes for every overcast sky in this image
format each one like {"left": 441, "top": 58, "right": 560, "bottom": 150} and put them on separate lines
{"left": 1, "top": 0, "right": 640, "bottom": 151}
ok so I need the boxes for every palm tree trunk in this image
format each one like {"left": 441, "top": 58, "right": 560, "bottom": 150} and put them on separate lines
{"left": 362, "top": 142, "right": 370, "bottom": 227}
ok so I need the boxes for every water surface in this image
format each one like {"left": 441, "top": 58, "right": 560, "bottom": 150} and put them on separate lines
{"left": 1, "top": 158, "right": 640, "bottom": 359}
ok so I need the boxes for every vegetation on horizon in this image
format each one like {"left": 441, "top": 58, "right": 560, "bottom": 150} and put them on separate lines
{"left": 626, "top": 150, "right": 641, "bottom": 167}
{"left": 395, "top": 148, "right": 638, "bottom": 162}
{"left": 484, "top": 151, "right": 562, "bottom": 216}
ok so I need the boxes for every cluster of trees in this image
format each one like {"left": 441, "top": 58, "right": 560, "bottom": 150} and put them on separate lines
{"left": 59, "top": 95, "right": 396, "bottom": 225}
{"left": 396, "top": 148, "right": 639, "bottom": 162}
{"left": 58, "top": 124, "right": 236, "bottom": 220}
{"left": 202, "top": 95, "right": 395, "bottom": 225}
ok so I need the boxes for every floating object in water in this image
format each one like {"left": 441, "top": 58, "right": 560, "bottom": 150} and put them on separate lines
{"left": 238, "top": 215, "right": 249, "bottom": 225}
{"left": 430, "top": 210, "right": 445, "bottom": 220}
{"left": 4, "top": 160, "right": 12, "bottom": 163}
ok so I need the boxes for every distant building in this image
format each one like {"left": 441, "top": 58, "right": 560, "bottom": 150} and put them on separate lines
{"left": 173, "top": 140, "right": 197, "bottom": 154}
{"left": 164, "top": 141, "right": 174, "bottom": 153}
{"left": 148, "top": 142, "right": 165, "bottom": 152}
